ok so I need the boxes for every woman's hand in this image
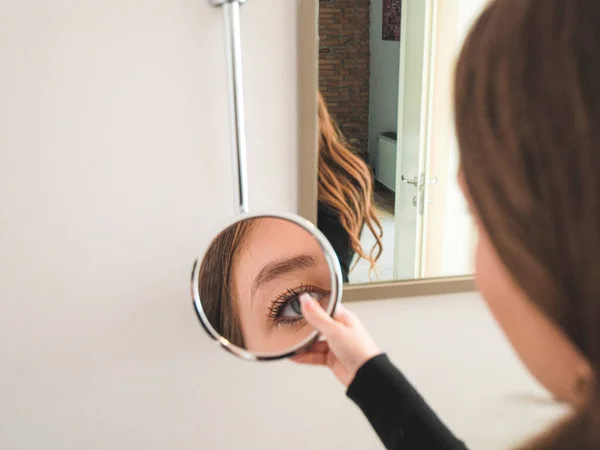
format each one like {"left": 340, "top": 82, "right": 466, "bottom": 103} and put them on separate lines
{"left": 291, "top": 293, "right": 381, "bottom": 387}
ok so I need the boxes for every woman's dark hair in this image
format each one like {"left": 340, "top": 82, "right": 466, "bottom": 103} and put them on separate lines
{"left": 455, "top": 0, "right": 600, "bottom": 446}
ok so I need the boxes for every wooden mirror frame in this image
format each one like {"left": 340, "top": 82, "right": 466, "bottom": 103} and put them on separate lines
{"left": 296, "top": 0, "right": 475, "bottom": 302}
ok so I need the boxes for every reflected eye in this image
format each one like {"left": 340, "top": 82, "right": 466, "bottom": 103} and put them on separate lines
{"left": 279, "top": 292, "right": 324, "bottom": 318}
{"left": 267, "top": 285, "right": 329, "bottom": 327}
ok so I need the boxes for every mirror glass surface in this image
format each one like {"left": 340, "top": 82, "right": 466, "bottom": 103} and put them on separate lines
{"left": 192, "top": 214, "right": 342, "bottom": 360}
{"left": 314, "top": 0, "right": 490, "bottom": 285}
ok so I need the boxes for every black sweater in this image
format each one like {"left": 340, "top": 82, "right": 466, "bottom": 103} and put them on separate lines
{"left": 317, "top": 202, "right": 354, "bottom": 282}
{"left": 347, "top": 354, "right": 468, "bottom": 449}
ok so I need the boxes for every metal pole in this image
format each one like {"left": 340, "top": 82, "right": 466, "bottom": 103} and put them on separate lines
{"left": 210, "top": 0, "right": 249, "bottom": 215}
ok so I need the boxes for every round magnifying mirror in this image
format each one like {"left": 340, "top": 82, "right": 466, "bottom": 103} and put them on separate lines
{"left": 191, "top": 213, "right": 343, "bottom": 361}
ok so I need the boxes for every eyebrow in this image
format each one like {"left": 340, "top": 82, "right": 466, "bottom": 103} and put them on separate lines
{"left": 251, "top": 253, "right": 318, "bottom": 297}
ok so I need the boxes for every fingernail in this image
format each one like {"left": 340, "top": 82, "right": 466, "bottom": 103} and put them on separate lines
{"left": 299, "top": 293, "right": 314, "bottom": 308}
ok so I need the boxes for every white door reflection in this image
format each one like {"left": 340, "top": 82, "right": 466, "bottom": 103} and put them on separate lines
{"left": 343, "top": 0, "right": 490, "bottom": 284}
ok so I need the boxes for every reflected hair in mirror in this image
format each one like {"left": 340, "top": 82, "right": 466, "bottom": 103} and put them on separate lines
{"left": 317, "top": 92, "right": 383, "bottom": 275}
{"left": 198, "top": 219, "right": 254, "bottom": 348}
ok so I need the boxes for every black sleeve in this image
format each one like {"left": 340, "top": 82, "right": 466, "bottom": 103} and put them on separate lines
{"left": 346, "top": 354, "right": 468, "bottom": 450}
{"left": 316, "top": 202, "right": 354, "bottom": 282}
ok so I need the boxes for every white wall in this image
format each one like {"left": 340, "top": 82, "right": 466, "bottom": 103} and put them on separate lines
{"left": 0, "top": 1, "right": 567, "bottom": 450}
{"left": 0, "top": 2, "right": 373, "bottom": 449}
{"left": 368, "top": 0, "right": 400, "bottom": 168}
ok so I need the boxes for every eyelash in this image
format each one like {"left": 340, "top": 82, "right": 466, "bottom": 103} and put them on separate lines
{"left": 267, "top": 284, "right": 329, "bottom": 327}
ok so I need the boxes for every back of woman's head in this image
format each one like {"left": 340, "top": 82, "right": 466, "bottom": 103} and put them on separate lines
{"left": 455, "top": 0, "right": 600, "bottom": 446}
{"left": 317, "top": 92, "right": 383, "bottom": 272}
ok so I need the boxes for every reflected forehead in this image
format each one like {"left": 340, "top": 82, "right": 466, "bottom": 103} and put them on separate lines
{"left": 246, "top": 220, "right": 325, "bottom": 288}
{"left": 232, "top": 217, "right": 326, "bottom": 287}
{"left": 249, "top": 218, "right": 320, "bottom": 254}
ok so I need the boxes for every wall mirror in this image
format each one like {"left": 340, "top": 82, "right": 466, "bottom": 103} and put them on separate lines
{"left": 298, "top": 0, "right": 491, "bottom": 301}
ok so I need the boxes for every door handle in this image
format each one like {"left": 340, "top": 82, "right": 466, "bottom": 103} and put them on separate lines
{"left": 401, "top": 175, "right": 418, "bottom": 187}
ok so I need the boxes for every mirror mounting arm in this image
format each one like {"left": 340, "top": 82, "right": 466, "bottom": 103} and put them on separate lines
{"left": 210, "top": 0, "right": 250, "bottom": 215}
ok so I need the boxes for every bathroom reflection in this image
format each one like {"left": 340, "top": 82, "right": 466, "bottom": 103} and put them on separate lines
{"left": 197, "top": 216, "right": 335, "bottom": 354}
{"left": 315, "top": 0, "right": 483, "bottom": 284}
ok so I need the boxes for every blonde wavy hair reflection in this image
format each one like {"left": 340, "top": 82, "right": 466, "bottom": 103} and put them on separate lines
{"left": 318, "top": 92, "right": 383, "bottom": 274}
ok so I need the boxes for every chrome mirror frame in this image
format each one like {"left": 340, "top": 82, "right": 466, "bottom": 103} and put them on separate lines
{"left": 191, "top": 213, "right": 343, "bottom": 361}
